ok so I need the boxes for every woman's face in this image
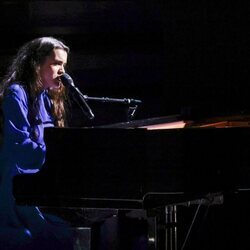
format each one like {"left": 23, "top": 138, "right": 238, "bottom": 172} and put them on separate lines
{"left": 39, "top": 48, "right": 68, "bottom": 89}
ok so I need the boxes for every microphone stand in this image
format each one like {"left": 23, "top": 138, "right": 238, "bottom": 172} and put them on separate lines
{"left": 83, "top": 95, "right": 142, "bottom": 121}
{"left": 83, "top": 95, "right": 142, "bottom": 105}
{"left": 69, "top": 89, "right": 95, "bottom": 120}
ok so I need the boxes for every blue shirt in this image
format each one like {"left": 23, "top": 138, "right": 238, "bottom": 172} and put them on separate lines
{"left": 0, "top": 84, "right": 73, "bottom": 249}
{"left": 1, "top": 83, "right": 54, "bottom": 175}
{"left": 0, "top": 83, "right": 54, "bottom": 228}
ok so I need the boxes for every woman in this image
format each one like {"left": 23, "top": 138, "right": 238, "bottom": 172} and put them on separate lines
{"left": 0, "top": 37, "right": 73, "bottom": 249}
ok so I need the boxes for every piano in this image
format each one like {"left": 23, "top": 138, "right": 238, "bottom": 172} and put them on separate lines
{"left": 13, "top": 113, "right": 250, "bottom": 207}
{"left": 12, "top": 113, "right": 250, "bottom": 249}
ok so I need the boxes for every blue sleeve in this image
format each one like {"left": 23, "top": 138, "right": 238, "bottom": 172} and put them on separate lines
{"left": 2, "top": 85, "right": 46, "bottom": 173}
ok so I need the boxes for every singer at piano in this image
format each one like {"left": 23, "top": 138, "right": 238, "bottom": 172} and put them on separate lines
{"left": 0, "top": 37, "right": 74, "bottom": 249}
{"left": 0, "top": 36, "right": 146, "bottom": 250}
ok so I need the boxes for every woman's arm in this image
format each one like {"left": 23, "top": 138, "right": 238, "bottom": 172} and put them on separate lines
{"left": 2, "top": 85, "right": 46, "bottom": 172}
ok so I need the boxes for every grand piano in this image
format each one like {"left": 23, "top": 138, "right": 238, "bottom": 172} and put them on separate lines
{"left": 12, "top": 113, "right": 250, "bottom": 250}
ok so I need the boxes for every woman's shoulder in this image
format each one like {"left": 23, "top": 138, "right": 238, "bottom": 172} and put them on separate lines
{"left": 4, "top": 83, "right": 29, "bottom": 108}
{"left": 7, "top": 83, "right": 26, "bottom": 94}
{"left": 6, "top": 83, "right": 28, "bottom": 100}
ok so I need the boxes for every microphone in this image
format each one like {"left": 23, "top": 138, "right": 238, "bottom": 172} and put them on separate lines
{"left": 60, "top": 73, "right": 95, "bottom": 120}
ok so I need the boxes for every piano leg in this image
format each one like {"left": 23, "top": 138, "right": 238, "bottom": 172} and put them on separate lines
{"left": 147, "top": 205, "right": 178, "bottom": 250}
{"left": 165, "top": 205, "right": 178, "bottom": 250}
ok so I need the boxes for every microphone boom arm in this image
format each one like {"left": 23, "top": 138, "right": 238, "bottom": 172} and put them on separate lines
{"left": 83, "top": 95, "right": 142, "bottom": 105}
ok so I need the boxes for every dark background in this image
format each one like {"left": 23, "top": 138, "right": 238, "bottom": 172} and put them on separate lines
{"left": 1, "top": 0, "right": 250, "bottom": 126}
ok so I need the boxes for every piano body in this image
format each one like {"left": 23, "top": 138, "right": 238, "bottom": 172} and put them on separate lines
{"left": 12, "top": 114, "right": 250, "bottom": 249}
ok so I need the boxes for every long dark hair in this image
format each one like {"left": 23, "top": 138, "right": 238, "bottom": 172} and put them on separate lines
{"left": 0, "top": 37, "right": 70, "bottom": 129}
